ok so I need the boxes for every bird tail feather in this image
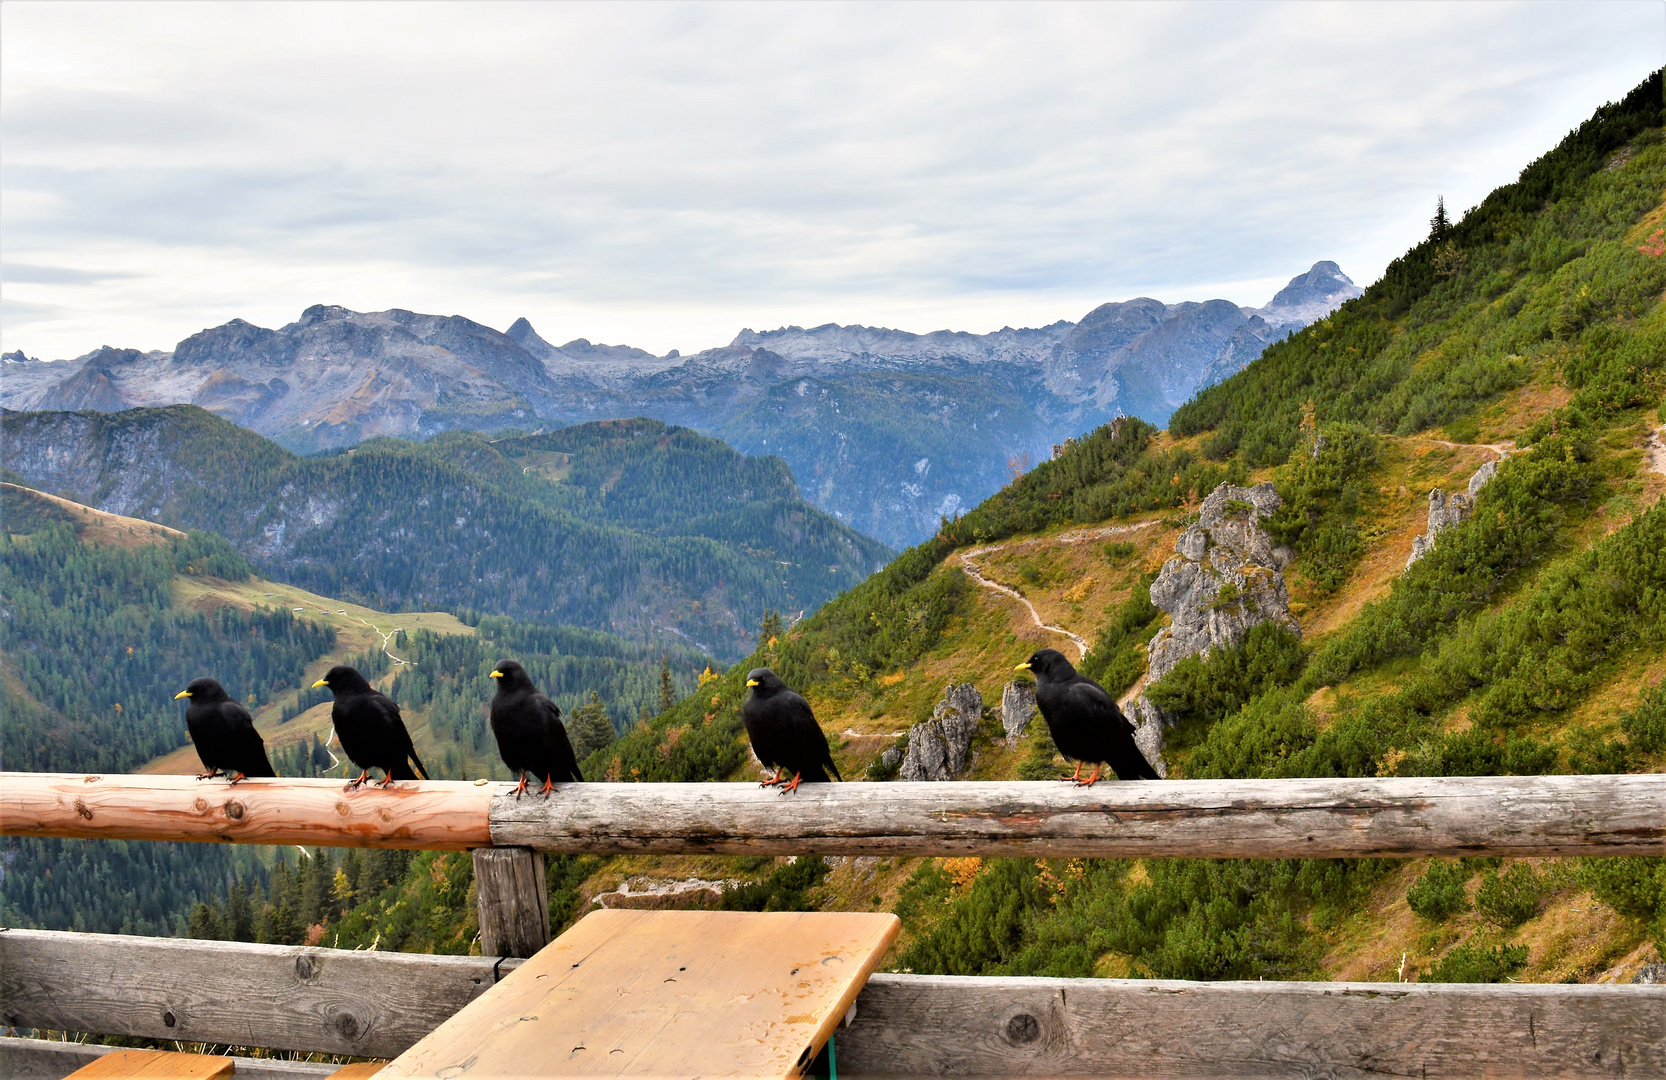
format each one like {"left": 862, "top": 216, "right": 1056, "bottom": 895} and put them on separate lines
{"left": 249, "top": 751, "right": 277, "bottom": 778}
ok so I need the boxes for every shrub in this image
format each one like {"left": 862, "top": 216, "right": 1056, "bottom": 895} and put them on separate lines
{"left": 1407, "top": 861, "right": 1471, "bottom": 921}
{"left": 1419, "top": 943, "right": 1529, "bottom": 983}
{"left": 720, "top": 857, "right": 830, "bottom": 912}
{"left": 1620, "top": 684, "right": 1666, "bottom": 755}
{"left": 1475, "top": 863, "right": 1543, "bottom": 928}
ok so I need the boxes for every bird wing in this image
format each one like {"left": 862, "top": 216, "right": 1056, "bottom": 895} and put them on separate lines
{"left": 1060, "top": 678, "right": 1157, "bottom": 781}
{"left": 372, "top": 693, "right": 429, "bottom": 780}
{"left": 536, "top": 693, "right": 583, "bottom": 782}
{"left": 782, "top": 693, "right": 841, "bottom": 781}
{"left": 219, "top": 701, "right": 276, "bottom": 777}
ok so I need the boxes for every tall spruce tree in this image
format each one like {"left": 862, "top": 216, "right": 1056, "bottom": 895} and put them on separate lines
{"left": 656, "top": 656, "right": 677, "bottom": 715}
{"left": 567, "top": 690, "right": 617, "bottom": 760}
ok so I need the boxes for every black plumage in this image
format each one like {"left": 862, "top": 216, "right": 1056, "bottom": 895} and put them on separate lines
{"left": 741, "top": 668, "right": 842, "bottom": 794}
{"left": 312, "top": 665, "right": 429, "bottom": 788}
{"left": 489, "top": 659, "right": 583, "bottom": 797}
{"left": 1017, "top": 648, "right": 1159, "bottom": 785}
{"left": 175, "top": 677, "right": 276, "bottom": 783}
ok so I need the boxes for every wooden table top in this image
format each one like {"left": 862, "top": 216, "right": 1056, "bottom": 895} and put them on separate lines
{"left": 66, "top": 1049, "right": 234, "bottom": 1078}
{"left": 379, "top": 909, "right": 900, "bottom": 1078}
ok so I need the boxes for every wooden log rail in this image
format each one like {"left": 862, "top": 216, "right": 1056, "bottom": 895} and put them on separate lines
{"left": 3, "top": 771, "right": 1663, "bottom": 858}
{"left": 2, "top": 930, "right": 1661, "bottom": 1078}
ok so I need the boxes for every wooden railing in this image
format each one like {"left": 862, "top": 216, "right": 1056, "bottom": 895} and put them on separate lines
{"left": 3, "top": 771, "right": 1664, "bottom": 1078}
{"left": 1, "top": 930, "right": 1661, "bottom": 1078}
{"left": 6, "top": 771, "right": 1663, "bottom": 858}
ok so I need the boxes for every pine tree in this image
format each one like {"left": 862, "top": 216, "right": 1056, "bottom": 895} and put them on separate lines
{"left": 657, "top": 656, "right": 676, "bottom": 715}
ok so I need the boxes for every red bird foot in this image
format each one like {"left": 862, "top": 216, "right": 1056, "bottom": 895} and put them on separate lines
{"left": 1074, "top": 765, "right": 1103, "bottom": 788}
{"left": 376, "top": 775, "right": 398, "bottom": 789}
{"left": 540, "top": 776, "right": 556, "bottom": 797}
{"left": 512, "top": 774, "right": 530, "bottom": 799}
{"left": 1059, "top": 762, "right": 1085, "bottom": 784}
{"left": 778, "top": 772, "right": 804, "bottom": 795}
{"left": 196, "top": 770, "right": 222, "bottom": 781}
{"left": 759, "top": 768, "right": 786, "bottom": 788}
{"left": 226, "top": 772, "right": 248, "bottom": 785}
{"left": 345, "top": 770, "right": 371, "bottom": 791}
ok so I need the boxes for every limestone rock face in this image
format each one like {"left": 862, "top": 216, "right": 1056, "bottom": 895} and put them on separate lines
{"left": 1124, "top": 696, "right": 1170, "bottom": 780}
{"left": 1406, "top": 459, "right": 1499, "bottom": 570}
{"left": 1146, "top": 482, "right": 1298, "bottom": 683}
{"left": 899, "top": 683, "right": 983, "bottom": 781}
{"left": 1001, "top": 681, "right": 1037, "bottom": 746}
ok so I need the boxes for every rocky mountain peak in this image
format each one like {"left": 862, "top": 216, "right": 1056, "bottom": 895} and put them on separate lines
{"left": 1257, "top": 261, "right": 1363, "bottom": 328}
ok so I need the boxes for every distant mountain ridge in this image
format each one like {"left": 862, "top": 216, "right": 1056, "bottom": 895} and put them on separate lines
{"left": 1, "top": 262, "right": 1361, "bottom": 546}
{"left": 1, "top": 406, "right": 890, "bottom": 659}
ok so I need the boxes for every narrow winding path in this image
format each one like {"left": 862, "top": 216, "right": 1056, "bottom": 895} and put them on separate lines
{"left": 957, "top": 521, "right": 1158, "bottom": 661}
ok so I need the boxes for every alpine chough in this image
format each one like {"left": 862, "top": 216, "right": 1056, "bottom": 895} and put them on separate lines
{"left": 489, "top": 659, "right": 583, "bottom": 797}
{"left": 175, "top": 677, "right": 276, "bottom": 783}
{"left": 1016, "top": 648, "right": 1159, "bottom": 785}
{"left": 312, "top": 665, "right": 429, "bottom": 788}
{"left": 741, "top": 668, "right": 841, "bottom": 794}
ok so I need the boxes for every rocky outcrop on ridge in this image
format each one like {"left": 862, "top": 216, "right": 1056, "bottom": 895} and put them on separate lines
{"left": 1126, "top": 482, "right": 1301, "bottom": 774}
{"left": 1406, "top": 459, "right": 1500, "bottom": 569}
{"left": 898, "top": 683, "right": 983, "bottom": 781}
{"left": 1001, "top": 681, "right": 1037, "bottom": 747}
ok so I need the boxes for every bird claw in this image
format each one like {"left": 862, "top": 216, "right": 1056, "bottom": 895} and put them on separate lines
{"left": 512, "top": 775, "right": 529, "bottom": 799}
{"left": 227, "top": 772, "right": 247, "bottom": 785}
{"left": 777, "top": 773, "right": 803, "bottom": 795}
{"left": 345, "top": 771, "right": 370, "bottom": 791}
{"left": 196, "top": 770, "right": 222, "bottom": 781}
{"left": 376, "top": 776, "right": 397, "bottom": 789}
{"left": 540, "top": 777, "right": 556, "bottom": 797}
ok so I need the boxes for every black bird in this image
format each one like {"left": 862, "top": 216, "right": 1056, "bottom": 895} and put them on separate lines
{"left": 741, "top": 668, "right": 841, "bottom": 794}
{"left": 312, "top": 665, "right": 429, "bottom": 789}
{"left": 174, "top": 678, "right": 276, "bottom": 784}
{"left": 489, "top": 659, "right": 583, "bottom": 797}
{"left": 1016, "top": 648, "right": 1159, "bottom": 785}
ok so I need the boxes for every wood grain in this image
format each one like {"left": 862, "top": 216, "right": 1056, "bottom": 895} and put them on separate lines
{"left": 64, "top": 1049, "right": 234, "bottom": 1078}
{"left": 380, "top": 909, "right": 901, "bottom": 1078}
{"left": 0, "top": 928, "right": 512, "bottom": 1059}
{"left": 0, "top": 1038, "right": 339, "bottom": 1080}
{"left": 838, "top": 974, "right": 1666, "bottom": 1078}
{"left": 472, "top": 847, "right": 550, "bottom": 959}
{"left": 327, "top": 1065, "right": 388, "bottom": 1078}
{"left": 488, "top": 775, "right": 1666, "bottom": 858}
{"left": 0, "top": 772, "right": 492, "bottom": 850}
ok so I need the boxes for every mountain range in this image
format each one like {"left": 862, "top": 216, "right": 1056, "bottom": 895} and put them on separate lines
{"left": 1, "top": 263, "right": 1361, "bottom": 547}
{"left": 0, "top": 407, "right": 889, "bottom": 659}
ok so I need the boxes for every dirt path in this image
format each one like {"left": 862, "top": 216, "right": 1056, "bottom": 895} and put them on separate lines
{"left": 1424, "top": 437, "right": 1515, "bottom": 459}
{"left": 957, "top": 521, "right": 1158, "bottom": 661}
{"left": 1648, "top": 425, "right": 1666, "bottom": 478}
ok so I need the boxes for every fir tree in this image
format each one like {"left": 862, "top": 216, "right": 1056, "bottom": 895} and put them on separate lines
{"left": 567, "top": 690, "right": 617, "bottom": 760}
{"left": 1429, "top": 195, "right": 1451, "bottom": 240}
{"left": 656, "top": 655, "right": 676, "bottom": 715}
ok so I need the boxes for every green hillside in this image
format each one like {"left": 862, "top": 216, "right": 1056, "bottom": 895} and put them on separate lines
{"left": 1, "top": 409, "right": 892, "bottom": 660}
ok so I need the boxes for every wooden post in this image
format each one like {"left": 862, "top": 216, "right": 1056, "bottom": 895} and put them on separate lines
{"left": 472, "top": 847, "right": 550, "bottom": 959}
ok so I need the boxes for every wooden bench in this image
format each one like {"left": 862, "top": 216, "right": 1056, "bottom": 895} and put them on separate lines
{"left": 378, "top": 909, "right": 899, "bottom": 1078}
{"left": 65, "top": 1049, "right": 233, "bottom": 1078}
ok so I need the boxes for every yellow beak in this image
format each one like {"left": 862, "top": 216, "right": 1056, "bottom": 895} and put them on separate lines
{"left": 746, "top": 679, "right": 759, "bottom": 687}
{"left": 490, "top": 670, "right": 503, "bottom": 679}
{"left": 174, "top": 690, "right": 191, "bottom": 700}
{"left": 1014, "top": 662, "right": 1032, "bottom": 672}
{"left": 311, "top": 678, "right": 328, "bottom": 689}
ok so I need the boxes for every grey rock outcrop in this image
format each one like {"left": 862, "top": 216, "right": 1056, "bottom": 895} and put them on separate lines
{"left": 1633, "top": 962, "right": 1666, "bottom": 985}
{"left": 1405, "top": 459, "right": 1500, "bottom": 570}
{"left": 1001, "top": 681, "right": 1037, "bottom": 746}
{"left": 1146, "top": 482, "right": 1298, "bottom": 682}
{"left": 899, "top": 683, "right": 983, "bottom": 781}
{"left": 1124, "top": 481, "right": 1300, "bottom": 777}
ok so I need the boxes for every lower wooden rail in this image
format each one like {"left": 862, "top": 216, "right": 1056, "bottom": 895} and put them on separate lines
{"left": 2, "top": 929, "right": 1660, "bottom": 1078}
{"left": 5, "top": 771, "right": 1663, "bottom": 858}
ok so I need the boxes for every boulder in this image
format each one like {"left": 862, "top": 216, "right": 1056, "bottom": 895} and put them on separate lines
{"left": 1001, "top": 681, "right": 1037, "bottom": 746}
{"left": 899, "top": 682, "right": 983, "bottom": 781}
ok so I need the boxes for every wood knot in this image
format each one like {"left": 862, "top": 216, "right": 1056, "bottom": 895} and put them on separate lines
{"left": 335, "top": 801, "right": 351, "bottom": 816}
{"left": 1004, "top": 1013, "right": 1041, "bottom": 1045}
{"left": 295, "top": 954, "right": 318, "bottom": 981}
{"left": 73, "top": 798, "right": 93, "bottom": 821}
{"left": 162, "top": 1010, "right": 176, "bottom": 1028}
{"left": 224, "top": 801, "right": 245, "bottom": 821}
{"left": 334, "top": 1012, "right": 361, "bottom": 1040}
{"left": 379, "top": 808, "right": 392, "bottom": 823}
{"left": 194, "top": 797, "right": 209, "bottom": 812}
{"left": 83, "top": 775, "right": 102, "bottom": 784}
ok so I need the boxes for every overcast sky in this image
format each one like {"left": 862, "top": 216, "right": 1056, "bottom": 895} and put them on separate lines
{"left": 2, "top": 2, "right": 1661, "bottom": 360}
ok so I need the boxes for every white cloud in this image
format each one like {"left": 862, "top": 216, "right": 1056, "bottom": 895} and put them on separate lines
{"left": 1, "top": 0, "right": 1659, "bottom": 359}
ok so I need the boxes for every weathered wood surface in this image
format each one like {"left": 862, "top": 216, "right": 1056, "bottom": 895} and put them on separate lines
{"left": 7, "top": 772, "right": 1662, "bottom": 858}
{"left": 381, "top": 909, "right": 901, "bottom": 1077}
{"left": 4, "top": 934, "right": 1661, "bottom": 1077}
{"left": 64, "top": 1048, "right": 234, "bottom": 1078}
{"left": 489, "top": 775, "right": 1666, "bottom": 858}
{"left": 0, "top": 773, "right": 490, "bottom": 850}
{"left": 0, "top": 1039, "right": 340, "bottom": 1080}
{"left": 0, "top": 929, "right": 517, "bottom": 1060}
{"left": 839, "top": 974, "right": 1666, "bottom": 1078}
{"left": 471, "top": 847, "right": 550, "bottom": 959}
